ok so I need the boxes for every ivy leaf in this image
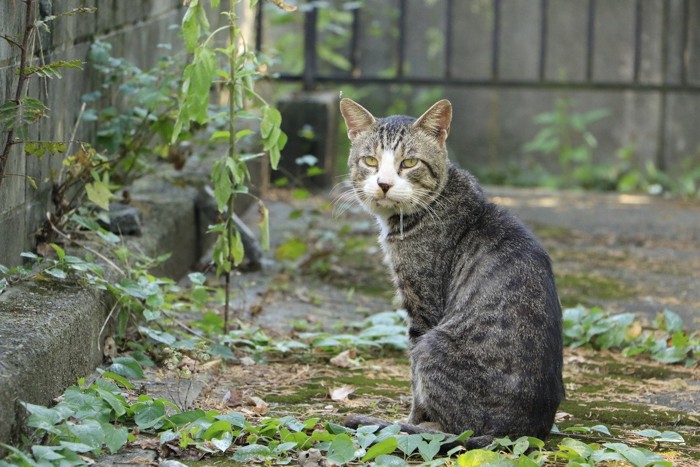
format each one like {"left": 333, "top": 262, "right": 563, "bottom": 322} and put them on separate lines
{"left": 67, "top": 419, "right": 105, "bottom": 450}
{"left": 216, "top": 412, "right": 246, "bottom": 429}
{"left": 45, "top": 267, "right": 67, "bottom": 279}
{"left": 203, "top": 420, "right": 232, "bottom": 440}
{"left": 362, "top": 436, "right": 398, "bottom": 461}
{"left": 231, "top": 444, "right": 272, "bottom": 462}
{"left": 93, "top": 387, "right": 127, "bottom": 417}
{"left": 457, "top": 449, "right": 502, "bottom": 466}
{"left": 373, "top": 455, "right": 409, "bottom": 466}
{"left": 211, "top": 431, "right": 233, "bottom": 452}
{"left": 326, "top": 433, "right": 356, "bottom": 464}
{"left": 102, "top": 423, "right": 128, "bottom": 454}
{"left": 108, "top": 356, "right": 144, "bottom": 379}
{"left": 134, "top": 403, "right": 166, "bottom": 429}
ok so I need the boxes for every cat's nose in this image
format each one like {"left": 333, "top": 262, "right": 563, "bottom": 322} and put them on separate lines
{"left": 377, "top": 181, "right": 393, "bottom": 194}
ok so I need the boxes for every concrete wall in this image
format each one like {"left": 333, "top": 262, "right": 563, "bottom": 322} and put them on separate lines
{"left": 0, "top": 0, "right": 185, "bottom": 268}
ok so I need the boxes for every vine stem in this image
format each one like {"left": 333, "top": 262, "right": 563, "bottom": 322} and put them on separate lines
{"left": 223, "top": 0, "right": 241, "bottom": 335}
{"left": 0, "top": 0, "right": 35, "bottom": 188}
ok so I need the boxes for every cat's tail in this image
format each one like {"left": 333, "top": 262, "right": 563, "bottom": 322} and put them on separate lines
{"left": 343, "top": 414, "right": 493, "bottom": 451}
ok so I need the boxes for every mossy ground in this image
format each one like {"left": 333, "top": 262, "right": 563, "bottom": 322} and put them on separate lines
{"left": 160, "top": 193, "right": 700, "bottom": 464}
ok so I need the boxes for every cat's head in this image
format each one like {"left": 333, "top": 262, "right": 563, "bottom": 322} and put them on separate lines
{"left": 339, "top": 98, "right": 452, "bottom": 219}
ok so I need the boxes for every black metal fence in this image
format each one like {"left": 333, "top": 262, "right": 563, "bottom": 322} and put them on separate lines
{"left": 256, "top": 0, "right": 700, "bottom": 94}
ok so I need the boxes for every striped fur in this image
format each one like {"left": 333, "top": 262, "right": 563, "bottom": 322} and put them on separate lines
{"left": 340, "top": 98, "right": 564, "bottom": 443}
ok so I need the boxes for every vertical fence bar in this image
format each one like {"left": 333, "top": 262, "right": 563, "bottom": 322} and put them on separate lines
{"left": 656, "top": 0, "right": 671, "bottom": 171}
{"left": 254, "top": 0, "right": 263, "bottom": 53}
{"left": 349, "top": 6, "right": 361, "bottom": 77}
{"left": 539, "top": 0, "right": 548, "bottom": 81}
{"left": 633, "top": 0, "right": 642, "bottom": 82}
{"left": 396, "top": 0, "right": 407, "bottom": 79}
{"left": 302, "top": 5, "right": 318, "bottom": 91}
{"left": 492, "top": 0, "right": 501, "bottom": 80}
{"left": 586, "top": 0, "right": 596, "bottom": 81}
{"left": 681, "top": 0, "right": 690, "bottom": 85}
{"left": 444, "top": 0, "right": 454, "bottom": 79}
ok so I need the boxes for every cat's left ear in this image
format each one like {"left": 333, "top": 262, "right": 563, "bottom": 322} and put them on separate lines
{"left": 414, "top": 99, "right": 452, "bottom": 145}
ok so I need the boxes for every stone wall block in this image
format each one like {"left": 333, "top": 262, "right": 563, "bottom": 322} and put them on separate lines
{"left": 449, "top": 1, "right": 491, "bottom": 80}
{"left": 500, "top": 0, "right": 540, "bottom": 80}
{"left": 593, "top": 0, "right": 635, "bottom": 83}
{"left": 545, "top": 0, "right": 588, "bottom": 81}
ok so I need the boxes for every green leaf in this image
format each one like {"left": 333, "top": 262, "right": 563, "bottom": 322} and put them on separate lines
{"left": 49, "top": 243, "right": 65, "bottom": 261}
{"left": 326, "top": 433, "right": 356, "bottom": 464}
{"left": 93, "top": 387, "right": 127, "bottom": 417}
{"left": 103, "top": 423, "right": 128, "bottom": 454}
{"left": 203, "top": 419, "right": 232, "bottom": 439}
{"left": 181, "top": 1, "right": 203, "bottom": 52}
{"left": 396, "top": 433, "right": 421, "bottom": 456}
{"left": 59, "top": 441, "right": 95, "bottom": 453}
{"left": 211, "top": 431, "right": 234, "bottom": 452}
{"left": 68, "top": 419, "right": 105, "bottom": 450}
{"left": 31, "top": 445, "right": 65, "bottom": 462}
{"left": 559, "top": 437, "right": 593, "bottom": 458}
{"left": 85, "top": 180, "right": 113, "bottom": 210}
{"left": 25, "top": 403, "right": 63, "bottom": 434}
{"left": 134, "top": 403, "right": 166, "bottom": 429}
{"left": 168, "top": 409, "right": 207, "bottom": 427}
{"left": 362, "top": 436, "right": 398, "bottom": 461}
{"left": 25, "top": 60, "right": 83, "bottom": 79}
{"left": 457, "top": 449, "right": 503, "bottom": 466}
{"left": 99, "top": 371, "right": 135, "bottom": 389}
{"left": 417, "top": 435, "right": 441, "bottom": 461}
{"left": 45, "top": 267, "right": 67, "bottom": 279}
{"left": 108, "top": 356, "right": 144, "bottom": 379}
{"left": 603, "top": 443, "right": 662, "bottom": 467}
{"left": 231, "top": 229, "right": 245, "bottom": 266}
{"left": 373, "top": 455, "right": 410, "bottom": 466}
{"left": 275, "top": 237, "right": 307, "bottom": 261}
{"left": 231, "top": 444, "right": 272, "bottom": 462}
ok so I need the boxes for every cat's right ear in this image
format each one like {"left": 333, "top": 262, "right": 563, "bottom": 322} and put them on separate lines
{"left": 340, "top": 98, "right": 376, "bottom": 142}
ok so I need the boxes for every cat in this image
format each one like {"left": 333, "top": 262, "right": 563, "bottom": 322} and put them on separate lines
{"left": 338, "top": 98, "right": 564, "bottom": 448}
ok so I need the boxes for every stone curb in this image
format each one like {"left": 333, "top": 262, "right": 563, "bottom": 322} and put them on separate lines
{"left": 0, "top": 178, "right": 213, "bottom": 450}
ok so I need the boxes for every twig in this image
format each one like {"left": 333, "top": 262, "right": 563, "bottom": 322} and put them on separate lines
{"left": 58, "top": 101, "right": 86, "bottom": 185}
{"left": 97, "top": 300, "right": 120, "bottom": 352}
{"left": 47, "top": 213, "right": 125, "bottom": 275}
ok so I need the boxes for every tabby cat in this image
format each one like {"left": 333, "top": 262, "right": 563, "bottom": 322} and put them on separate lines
{"left": 339, "top": 98, "right": 564, "bottom": 447}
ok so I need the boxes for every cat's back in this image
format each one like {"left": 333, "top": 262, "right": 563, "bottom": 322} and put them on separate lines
{"left": 441, "top": 165, "right": 561, "bottom": 330}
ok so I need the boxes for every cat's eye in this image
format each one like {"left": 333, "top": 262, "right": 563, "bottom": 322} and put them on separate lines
{"left": 401, "top": 158, "right": 419, "bottom": 169}
{"left": 363, "top": 156, "right": 378, "bottom": 167}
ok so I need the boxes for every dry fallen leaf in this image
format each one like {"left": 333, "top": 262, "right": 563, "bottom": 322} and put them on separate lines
{"left": 223, "top": 389, "right": 245, "bottom": 407}
{"left": 329, "top": 385, "right": 356, "bottom": 402}
{"left": 329, "top": 349, "right": 358, "bottom": 369}
{"left": 103, "top": 336, "right": 117, "bottom": 358}
{"left": 246, "top": 395, "right": 269, "bottom": 414}
{"left": 555, "top": 411, "right": 573, "bottom": 421}
{"left": 240, "top": 356, "right": 256, "bottom": 366}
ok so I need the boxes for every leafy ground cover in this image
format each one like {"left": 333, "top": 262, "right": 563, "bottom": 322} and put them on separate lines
{"left": 2, "top": 192, "right": 699, "bottom": 466}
